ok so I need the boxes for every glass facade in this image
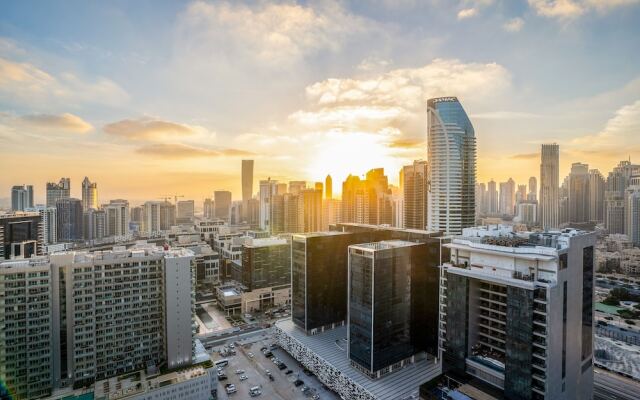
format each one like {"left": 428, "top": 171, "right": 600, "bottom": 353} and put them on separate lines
{"left": 504, "top": 286, "right": 534, "bottom": 400}
{"left": 427, "top": 97, "right": 476, "bottom": 234}
{"left": 291, "top": 232, "right": 369, "bottom": 332}
{"left": 241, "top": 242, "right": 290, "bottom": 291}
{"left": 444, "top": 272, "right": 468, "bottom": 375}
{"left": 348, "top": 242, "right": 421, "bottom": 375}
{"left": 1, "top": 214, "right": 42, "bottom": 259}
{"left": 582, "top": 246, "right": 594, "bottom": 361}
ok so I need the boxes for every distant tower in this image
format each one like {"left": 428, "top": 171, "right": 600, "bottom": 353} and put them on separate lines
{"left": 528, "top": 176, "right": 537, "bottom": 199}
{"left": 11, "top": 185, "right": 33, "bottom": 211}
{"left": 81, "top": 177, "right": 98, "bottom": 210}
{"left": 242, "top": 160, "right": 254, "bottom": 221}
{"left": 540, "top": 144, "right": 559, "bottom": 229}
{"left": 46, "top": 178, "right": 70, "bottom": 208}
{"left": 403, "top": 160, "right": 428, "bottom": 230}
{"left": 427, "top": 97, "right": 476, "bottom": 234}
{"left": 568, "top": 162, "right": 590, "bottom": 224}
{"left": 325, "top": 175, "right": 332, "bottom": 200}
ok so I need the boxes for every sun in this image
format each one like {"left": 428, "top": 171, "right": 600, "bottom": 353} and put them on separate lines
{"left": 304, "top": 130, "right": 405, "bottom": 196}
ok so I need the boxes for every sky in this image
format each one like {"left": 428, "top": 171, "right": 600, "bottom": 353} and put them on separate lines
{"left": 1, "top": 0, "right": 639, "bottom": 205}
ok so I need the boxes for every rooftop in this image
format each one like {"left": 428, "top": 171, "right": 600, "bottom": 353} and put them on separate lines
{"left": 275, "top": 319, "right": 441, "bottom": 400}
{"left": 350, "top": 240, "right": 421, "bottom": 251}
{"left": 93, "top": 363, "right": 213, "bottom": 400}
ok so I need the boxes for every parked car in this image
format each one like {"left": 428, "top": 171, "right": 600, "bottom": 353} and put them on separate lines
{"left": 248, "top": 352, "right": 254, "bottom": 358}
{"left": 294, "top": 379, "right": 304, "bottom": 387}
{"left": 235, "top": 369, "right": 245, "bottom": 375}
{"left": 239, "top": 375, "right": 248, "bottom": 381}
{"left": 225, "top": 384, "right": 237, "bottom": 394}
{"left": 285, "top": 370, "right": 293, "bottom": 375}
{"left": 249, "top": 386, "right": 262, "bottom": 397}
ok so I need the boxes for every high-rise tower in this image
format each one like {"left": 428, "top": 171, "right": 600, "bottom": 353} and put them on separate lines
{"left": 325, "top": 175, "right": 332, "bottom": 199}
{"left": 568, "top": 163, "right": 590, "bottom": 224}
{"left": 46, "top": 178, "right": 70, "bottom": 208}
{"left": 427, "top": 97, "right": 476, "bottom": 234}
{"left": 540, "top": 144, "right": 559, "bottom": 230}
{"left": 81, "top": 177, "right": 98, "bottom": 210}
{"left": 242, "top": 160, "right": 253, "bottom": 219}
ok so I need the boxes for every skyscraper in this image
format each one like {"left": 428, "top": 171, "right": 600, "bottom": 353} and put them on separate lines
{"left": 214, "top": 190, "right": 232, "bottom": 221}
{"left": 529, "top": 176, "right": 537, "bottom": 200}
{"left": 46, "top": 178, "right": 70, "bottom": 208}
{"left": 625, "top": 177, "right": 640, "bottom": 246}
{"left": 104, "top": 199, "right": 130, "bottom": 237}
{"left": 241, "top": 159, "right": 254, "bottom": 203}
{"left": 203, "top": 198, "right": 214, "bottom": 219}
{"left": 83, "top": 208, "right": 106, "bottom": 241}
{"left": 487, "top": 179, "right": 498, "bottom": 214}
{"left": 325, "top": 175, "right": 332, "bottom": 199}
{"left": 56, "top": 198, "right": 83, "bottom": 241}
{"left": 540, "top": 144, "right": 559, "bottom": 229}
{"left": 427, "top": 97, "right": 476, "bottom": 234}
{"left": 568, "top": 162, "right": 590, "bottom": 224}
{"left": 27, "top": 205, "right": 57, "bottom": 245}
{"left": 141, "top": 201, "right": 175, "bottom": 233}
{"left": 81, "top": 177, "right": 98, "bottom": 210}
{"left": 242, "top": 159, "right": 254, "bottom": 221}
{"left": 589, "top": 169, "right": 605, "bottom": 223}
{"left": 11, "top": 185, "right": 33, "bottom": 211}
{"left": 176, "top": 200, "right": 195, "bottom": 223}
{"left": 403, "top": 160, "right": 428, "bottom": 230}
{"left": 259, "top": 178, "right": 279, "bottom": 233}
{"left": 499, "top": 178, "right": 515, "bottom": 216}
{"left": 605, "top": 160, "right": 640, "bottom": 234}
{"left": 348, "top": 241, "right": 428, "bottom": 378}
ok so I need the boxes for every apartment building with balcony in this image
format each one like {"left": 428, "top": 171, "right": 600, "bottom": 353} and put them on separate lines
{"left": 49, "top": 243, "right": 196, "bottom": 388}
{"left": 0, "top": 257, "right": 53, "bottom": 400}
{"left": 439, "top": 225, "right": 595, "bottom": 399}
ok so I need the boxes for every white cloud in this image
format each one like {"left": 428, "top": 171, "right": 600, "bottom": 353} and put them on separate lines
{"left": 528, "top": 0, "right": 639, "bottom": 20}
{"left": 0, "top": 57, "right": 128, "bottom": 108}
{"left": 570, "top": 100, "right": 640, "bottom": 153}
{"left": 176, "top": 1, "right": 372, "bottom": 66}
{"left": 503, "top": 17, "right": 525, "bottom": 32}
{"left": 457, "top": 8, "right": 478, "bottom": 19}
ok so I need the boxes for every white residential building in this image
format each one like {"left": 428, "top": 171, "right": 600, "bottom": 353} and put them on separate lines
{"left": 440, "top": 225, "right": 595, "bottom": 399}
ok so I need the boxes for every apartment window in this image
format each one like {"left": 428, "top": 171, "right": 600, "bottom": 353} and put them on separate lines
{"left": 559, "top": 253, "right": 568, "bottom": 270}
{"left": 582, "top": 246, "right": 594, "bottom": 361}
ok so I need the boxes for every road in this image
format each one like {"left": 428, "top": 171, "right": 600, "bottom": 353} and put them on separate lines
{"left": 594, "top": 368, "right": 640, "bottom": 400}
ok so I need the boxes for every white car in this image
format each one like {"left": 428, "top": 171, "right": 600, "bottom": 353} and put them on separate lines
{"left": 248, "top": 352, "right": 254, "bottom": 358}
{"left": 235, "top": 369, "right": 245, "bottom": 375}
{"left": 239, "top": 375, "right": 248, "bottom": 381}
{"left": 226, "top": 384, "right": 237, "bottom": 394}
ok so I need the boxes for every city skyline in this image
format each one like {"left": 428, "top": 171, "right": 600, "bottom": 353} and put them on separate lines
{"left": 2, "top": 1, "right": 640, "bottom": 202}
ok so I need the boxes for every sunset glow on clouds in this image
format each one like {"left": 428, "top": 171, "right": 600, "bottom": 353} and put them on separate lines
{"left": 0, "top": 0, "right": 639, "bottom": 203}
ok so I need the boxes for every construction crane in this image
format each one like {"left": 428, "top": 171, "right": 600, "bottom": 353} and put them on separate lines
{"left": 158, "top": 194, "right": 184, "bottom": 205}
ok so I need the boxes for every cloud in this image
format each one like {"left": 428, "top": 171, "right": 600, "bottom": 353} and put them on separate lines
{"left": 136, "top": 143, "right": 253, "bottom": 159}
{"left": 503, "top": 17, "right": 525, "bottom": 32}
{"left": 387, "top": 138, "right": 425, "bottom": 148}
{"left": 304, "top": 58, "right": 510, "bottom": 111}
{"left": 16, "top": 113, "right": 93, "bottom": 133}
{"left": 0, "top": 57, "right": 127, "bottom": 108}
{"left": 510, "top": 153, "right": 539, "bottom": 160}
{"left": 528, "top": 0, "right": 639, "bottom": 20}
{"left": 457, "top": 8, "right": 478, "bottom": 19}
{"left": 104, "top": 118, "right": 203, "bottom": 140}
{"left": 176, "top": 1, "right": 371, "bottom": 66}
{"left": 471, "top": 111, "right": 539, "bottom": 119}
{"left": 569, "top": 100, "right": 640, "bottom": 156}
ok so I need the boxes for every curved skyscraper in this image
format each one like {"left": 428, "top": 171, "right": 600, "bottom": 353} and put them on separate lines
{"left": 427, "top": 97, "right": 476, "bottom": 234}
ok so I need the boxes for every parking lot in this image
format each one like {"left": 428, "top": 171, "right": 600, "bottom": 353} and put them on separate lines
{"left": 212, "top": 334, "right": 339, "bottom": 400}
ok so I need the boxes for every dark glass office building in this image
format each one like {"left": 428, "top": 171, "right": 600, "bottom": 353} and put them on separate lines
{"left": 0, "top": 212, "right": 43, "bottom": 259}
{"left": 56, "top": 198, "right": 83, "bottom": 241}
{"left": 240, "top": 239, "right": 291, "bottom": 291}
{"left": 331, "top": 223, "right": 446, "bottom": 355}
{"left": 348, "top": 241, "right": 427, "bottom": 378}
{"left": 291, "top": 231, "right": 372, "bottom": 334}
